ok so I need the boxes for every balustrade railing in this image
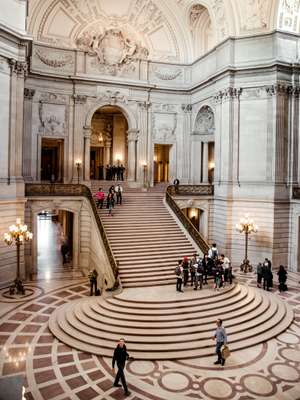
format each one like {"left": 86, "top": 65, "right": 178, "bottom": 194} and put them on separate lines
{"left": 168, "top": 184, "right": 214, "bottom": 196}
{"left": 25, "top": 183, "right": 119, "bottom": 287}
{"left": 166, "top": 185, "right": 210, "bottom": 254}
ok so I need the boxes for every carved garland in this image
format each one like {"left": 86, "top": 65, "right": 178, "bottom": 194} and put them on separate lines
{"left": 35, "top": 50, "right": 74, "bottom": 68}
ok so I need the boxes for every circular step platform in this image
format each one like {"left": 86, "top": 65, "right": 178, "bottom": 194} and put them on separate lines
{"left": 49, "top": 283, "right": 294, "bottom": 360}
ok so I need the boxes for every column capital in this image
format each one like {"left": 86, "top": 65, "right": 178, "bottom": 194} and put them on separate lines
{"left": 127, "top": 129, "right": 139, "bottom": 141}
{"left": 9, "top": 59, "right": 28, "bottom": 76}
{"left": 266, "top": 84, "right": 292, "bottom": 97}
{"left": 214, "top": 87, "right": 242, "bottom": 103}
{"left": 137, "top": 101, "right": 151, "bottom": 110}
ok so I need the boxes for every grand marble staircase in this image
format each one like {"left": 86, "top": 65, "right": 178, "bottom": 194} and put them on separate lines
{"left": 91, "top": 181, "right": 198, "bottom": 288}
{"left": 49, "top": 283, "right": 294, "bottom": 360}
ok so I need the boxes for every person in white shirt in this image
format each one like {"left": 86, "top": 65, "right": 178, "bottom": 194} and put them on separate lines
{"left": 115, "top": 183, "right": 123, "bottom": 205}
{"left": 208, "top": 243, "right": 219, "bottom": 261}
{"left": 220, "top": 254, "right": 231, "bottom": 286}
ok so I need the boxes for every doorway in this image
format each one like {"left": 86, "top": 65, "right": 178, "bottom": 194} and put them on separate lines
{"left": 90, "top": 106, "right": 128, "bottom": 180}
{"left": 41, "top": 138, "right": 64, "bottom": 182}
{"left": 37, "top": 210, "right": 73, "bottom": 279}
{"left": 154, "top": 144, "right": 171, "bottom": 183}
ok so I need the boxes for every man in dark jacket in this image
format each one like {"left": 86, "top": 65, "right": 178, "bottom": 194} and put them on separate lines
{"left": 112, "top": 338, "right": 130, "bottom": 396}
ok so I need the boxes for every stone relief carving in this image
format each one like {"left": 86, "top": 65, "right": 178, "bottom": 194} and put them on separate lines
{"left": 35, "top": 49, "right": 74, "bottom": 68}
{"left": 153, "top": 104, "right": 177, "bottom": 112}
{"left": 241, "top": 88, "right": 265, "bottom": 99}
{"left": 278, "top": 0, "right": 300, "bottom": 32}
{"left": 97, "top": 90, "right": 128, "bottom": 105}
{"left": 243, "top": 0, "right": 268, "bottom": 30}
{"left": 38, "top": 93, "right": 67, "bottom": 136}
{"left": 39, "top": 103, "right": 66, "bottom": 136}
{"left": 190, "top": 4, "right": 206, "bottom": 28}
{"left": 212, "top": 0, "right": 228, "bottom": 39}
{"left": 76, "top": 28, "right": 148, "bottom": 75}
{"left": 153, "top": 67, "right": 182, "bottom": 81}
{"left": 181, "top": 104, "right": 192, "bottom": 113}
{"left": 194, "top": 106, "right": 215, "bottom": 134}
{"left": 39, "top": 93, "right": 67, "bottom": 104}
{"left": 152, "top": 112, "right": 177, "bottom": 143}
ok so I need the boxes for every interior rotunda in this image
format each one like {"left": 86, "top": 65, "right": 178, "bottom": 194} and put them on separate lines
{"left": 0, "top": 1, "right": 300, "bottom": 399}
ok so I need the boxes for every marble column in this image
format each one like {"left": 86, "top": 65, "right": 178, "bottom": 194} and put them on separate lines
{"left": 72, "top": 95, "right": 87, "bottom": 183}
{"left": 190, "top": 132, "right": 202, "bottom": 184}
{"left": 127, "top": 129, "right": 139, "bottom": 182}
{"left": 23, "top": 88, "right": 35, "bottom": 181}
{"left": 83, "top": 126, "right": 91, "bottom": 182}
{"left": 8, "top": 59, "right": 27, "bottom": 183}
{"left": 103, "top": 139, "right": 112, "bottom": 179}
{"left": 202, "top": 141, "right": 209, "bottom": 183}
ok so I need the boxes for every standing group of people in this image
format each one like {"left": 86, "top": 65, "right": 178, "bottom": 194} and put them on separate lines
{"left": 175, "top": 244, "right": 233, "bottom": 293}
{"left": 106, "top": 164, "right": 125, "bottom": 181}
{"left": 256, "top": 259, "right": 288, "bottom": 292}
{"left": 94, "top": 184, "right": 123, "bottom": 216}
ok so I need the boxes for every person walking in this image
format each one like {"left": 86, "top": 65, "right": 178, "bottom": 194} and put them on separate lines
{"left": 107, "top": 193, "right": 114, "bottom": 216}
{"left": 220, "top": 254, "right": 230, "bottom": 286}
{"left": 95, "top": 187, "right": 105, "bottom": 209}
{"left": 175, "top": 260, "right": 183, "bottom": 292}
{"left": 262, "top": 262, "right": 272, "bottom": 291}
{"left": 60, "top": 239, "right": 69, "bottom": 265}
{"left": 112, "top": 338, "right": 130, "bottom": 396}
{"left": 115, "top": 183, "right": 123, "bottom": 205}
{"left": 212, "top": 319, "right": 227, "bottom": 366}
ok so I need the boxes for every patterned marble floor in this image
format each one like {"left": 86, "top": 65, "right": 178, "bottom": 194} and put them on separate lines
{"left": 0, "top": 269, "right": 300, "bottom": 400}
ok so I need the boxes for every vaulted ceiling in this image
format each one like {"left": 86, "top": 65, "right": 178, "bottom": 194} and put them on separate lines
{"left": 27, "top": 0, "right": 297, "bottom": 64}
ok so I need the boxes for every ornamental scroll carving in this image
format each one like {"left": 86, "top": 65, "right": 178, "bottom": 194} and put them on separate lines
{"left": 243, "top": 0, "right": 268, "bottom": 31}
{"left": 76, "top": 28, "right": 149, "bottom": 75}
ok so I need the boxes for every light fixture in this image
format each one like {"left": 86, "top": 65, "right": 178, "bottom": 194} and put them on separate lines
{"left": 4, "top": 219, "right": 33, "bottom": 295}
{"left": 209, "top": 161, "right": 215, "bottom": 169}
{"left": 75, "top": 160, "right": 81, "bottom": 184}
{"left": 236, "top": 214, "right": 258, "bottom": 273}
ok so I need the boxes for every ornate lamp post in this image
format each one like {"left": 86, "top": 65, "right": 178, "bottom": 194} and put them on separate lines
{"left": 75, "top": 160, "right": 81, "bottom": 184}
{"left": 4, "top": 218, "right": 33, "bottom": 294}
{"left": 236, "top": 214, "right": 258, "bottom": 273}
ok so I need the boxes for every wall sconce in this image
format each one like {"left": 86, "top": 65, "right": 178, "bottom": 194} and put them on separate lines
{"left": 115, "top": 154, "right": 122, "bottom": 164}
{"left": 153, "top": 155, "right": 158, "bottom": 162}
{"left": 189, "top": 208, "right": 198, "bottom": 219}
{"left": 209, "top": 161, "right": 215, "bottom": 170}
{"left": 75, "top": 160, "right": 81, "bottom": 184}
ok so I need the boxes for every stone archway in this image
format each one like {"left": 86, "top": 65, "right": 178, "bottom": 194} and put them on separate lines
{"left": 85, "top": 101, "right": 139, "bottom": 182}
{"left": 191, "top": 105, "right": 215, "bottom": 184}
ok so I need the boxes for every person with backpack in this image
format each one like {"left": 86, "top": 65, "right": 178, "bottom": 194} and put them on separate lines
{"left": 208, "top": 243, "right": 219, "bottom": 261}
{"left": 175, "top": 260, "right": 183, "bottom": 292}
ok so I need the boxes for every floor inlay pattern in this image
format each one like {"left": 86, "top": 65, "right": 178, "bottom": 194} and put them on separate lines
{"left": 0, "top": 272, "right": 299, "bottom": 399}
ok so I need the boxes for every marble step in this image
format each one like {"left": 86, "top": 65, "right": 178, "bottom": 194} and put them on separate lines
{"left": 49, "top": 284, "right": 294, "bottom": 359}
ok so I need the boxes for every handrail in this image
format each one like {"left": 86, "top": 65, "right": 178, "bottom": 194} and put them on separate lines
{"left": 167, "top": 184, "right": 214, "bottom": 196}
{"left": 25, "top": 183, "right": 119, "bottom": 287}
{"left": 166, "top": 185, "right": 210, "bottom": 254}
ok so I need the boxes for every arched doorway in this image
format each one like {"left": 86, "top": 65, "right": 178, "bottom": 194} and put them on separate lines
{"left": 36, "top": 209, "right": 74, "bottom": 279}
{"left": 90, "top": 106, "right": 128, "bottom": 180}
